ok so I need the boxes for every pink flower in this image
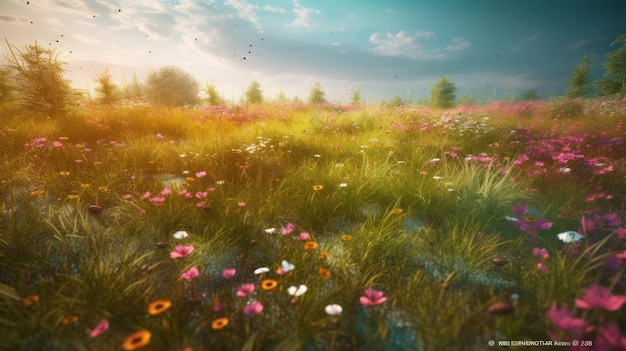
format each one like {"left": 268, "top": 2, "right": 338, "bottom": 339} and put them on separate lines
{"left": 196, "top": 171, "right": 207, "bottom": 178}
{"left": 178, "top": 189, "right": 188, "bottom": 196}
{"left": 243, "top": 300, "right": 263, "bottom": 315}
{"left": 195, "top": 191, "right": 208, "bottom": 199}
{"left": 222, "top": 268, "right": 236, "bottom": 279}
{"left": 296, "top": 232, "right": 310, "bottom": 241}
{"left": 170, "top": 245, "right": 194, "bottom": 259}
{"left": 537, "top": 263, "right": 549, "bottom": 273}
{"left": 575, "top": 284, "right": 626, "bottom": 311}
{"left": 236, "top": 283, "right": 255, "bottom": 297}
{"left": 122, "top": 194, "right": 132, "bottom": 200}
{"left": 596, "top": 322, "right": 626, "bottom": 350}
{"left": 546, "top": 302, "right": 586, "bottom": 335}
{"left": 150, "top": 196, "right": 166, "bottom": 205}
{"left": 281, "top": 222, "right": 295, "bottom": 235}
{"left": 533, "top": 247, "right": 550, "bottom": 260}
{"left": 160, "top": 188, "right": 172, "bottom": 196}
{"left": 196, "top": 201, "right": 206, "bottom": 208}
{"left": 89, "top": 319, "right": 109, "bottom": 338}
{"left": 53, "top": 141, "right": 63, "bottom": 148}
{"left": 213, "top": 301, "right": 225, "bottom": 312}
{"left": 156, "top": 133, "right": 164, "bottom": 139}
{"left": 141, "top": 191, "right": 151, "bottom": 199}
{"left": 238, "top": 202, "right": 246, "bottom": 207}
{"left": 181, "top": 266, "right": 199, "bottom": 280}
{"left": 359, "top": 288, "right": 387, "bottom": 306}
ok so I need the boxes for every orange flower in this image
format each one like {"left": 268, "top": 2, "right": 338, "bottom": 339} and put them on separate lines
{"left": 148, "top": 300, "right": 172, "bottom": 315}
{"left": 59, "top": 171, "right": 70, "bottom": 176}
{"left": 391, "top": 208, "right": 403, "bottom": 215}
{"left": 122, "top": 329, "right": 151, "bottom": 350}
{"left": 211, "top": 317, "right": 229, "bottom": 330}
{"left": 22, "top": 294, "right": 39, "bottom": 306}
{"left": 318, "top": 267, "right": 331, "bottom": 278}
{"left": 341, "top": 235, "right": 352, "bottom": 240}
{"left": 312, "top": 184, "right": 323, "bottom": 191}
{"left": 67, "top": 194, "right": 79, "bottom": 200}
{"left": 30, "top": 190, "right": 43, "bottom": 197}
{"left": 320, "top": 251, "right": 329, "bottom": 259}
{"left": 62, "top": 315, "right": 78, "bottom": 325}
{"left": 261, "top": 279, "right": 278, "bottom": 291}
{"left": 523, "top": 216, "right": 536, "bottom": 223}
{"left": 304, "top": 241, "right": 319, "bottom": 251}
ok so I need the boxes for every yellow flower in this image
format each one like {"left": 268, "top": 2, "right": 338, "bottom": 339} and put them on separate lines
{"left": 59, "top": 136, "right": 69, "bottom": 140}
{"left": 62, "top": 315, "right": 78, "bottom": 325}
{"left": 320, "top": 251, "right": 329, "bottom": 259}
{"left": 67, "top": 194, "right": 79, "bottom": 200}
{"left": 304, "top": 241, "right": 319, "bottom": 251}
{"left": 312, "top": 184, "right": 323, "bottom": 191}
{"left": 122, "top": 329, "right": 151, "bottom": 350}
{"left": 98, "top": 186, "right": 110, "bottom": 193}
{"left": 59, "top": 171, "right": 70, "bottom": 176}
{"left": 391, "top": 208, "right": 403, "bottom": 215}
{"left": 261, "top": 279, "right": 278, "bottom": 291}
{"left": 148, "top": 300, "right": 172, "bottom": 315}
{"left": 22, "top": 294, "right": 39, "bottom": 306}
{"left": 341, "top": 235, "right": 352, "bottom": 240}
{"left": 318, "top": 267, "right": 331, "bottom": 278}
{"left": 211, "top": 317, "right": 229, "bottom": 330}
{"left": 80, "top": 183, "right": 90, "bottom": 188}
{"left": 30, "top": 190, "right": 43, "bottom": 197}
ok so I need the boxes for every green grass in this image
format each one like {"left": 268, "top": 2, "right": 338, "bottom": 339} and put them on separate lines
{"left": 0, "top": 99, "right": 625, "bottom": 350}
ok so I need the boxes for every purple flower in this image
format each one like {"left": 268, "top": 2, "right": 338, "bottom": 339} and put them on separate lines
{"left": 281, "top": 222, "right": 295, "bottom": 235}
{"left": 359, "top": 288, "right": 387, "bottom": 306}
{"left": 236, "top": 283, "right": 255, "bottom": 297}
{"left": 243, "top": 300, "right": 263, "bottom": 315}
{"left": 575, "top": 284, "right": 626, "bottom": 311}
{"left": 595, "top": 212, "right": 622, "bottom": 228}
{"left": 170, "top": 245, "right": 194, "bottom": 259}
{"left": 511, "top": 203, "right": 529, "bottom": 218}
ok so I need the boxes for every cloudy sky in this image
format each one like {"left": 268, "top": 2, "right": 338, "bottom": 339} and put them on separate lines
{"left": 1, "top": 0, "right": 624, "bottom": 103}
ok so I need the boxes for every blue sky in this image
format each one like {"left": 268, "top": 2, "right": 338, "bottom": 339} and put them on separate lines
{"left": 1, "top": 0, "right": 624, "bottom": 103}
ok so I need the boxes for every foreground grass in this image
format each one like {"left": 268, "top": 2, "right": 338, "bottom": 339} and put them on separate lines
{"left": 1, "top": 99, "right": 625, "bottom": 350}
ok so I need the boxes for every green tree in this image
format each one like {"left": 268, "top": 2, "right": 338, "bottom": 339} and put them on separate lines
{"left": 145, "top": 65, "right": 199, "bottom": 106}
{"left": 350, "top": 87, "right": 361, "bottom": 105}
{"left": 122, "top": 73, "right": 143, "bottom": 101}
{"left": 308, "top": 82, "right": 327, "bottom": 104}
{"left": 430, "top": 75, "right": 456, "bottom": 109}
{"left": 520, "top": 89, "right": 541, "bottom": 100}
{"left": 94, "top": 68, "right": 119, "bottom": 104}
{"left": 204, "top": 81, "right": 224, "bottom": 106}
{"left": 245, "top": 80, "right": 263, "bottom": 104}
{"left": 3, "top": 39, "right": 72, "bottom": 116}
{"left": 595, "top": 34, "right": 626, "bottom": 98}
{"left": 568, "top": 54, "right": 594, "bottom": 98}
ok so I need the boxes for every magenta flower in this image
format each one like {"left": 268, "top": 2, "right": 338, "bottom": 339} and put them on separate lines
{"left": 281, "top": 222, "right": 295, "bottom": 235}
{"left": 296, "top": 232, "right": 310, "bottom": 240}
{"left": 537, "top": 262, "right": 548, "bottom": 273}
{"left": 181, "top": 266, "right": 199, "bottom": 280}
{"left": 150, "top": 196, "right": 166, "bottom": 205}
{"left": 88, "top": 319, "right": 109, "bottom": 338}
{"left": 141, "top": 191, "right": 151, "bottom": 199}
{"left": 243, "top": 300, "right": 263, "bottom": 315}
{"left": 213, "top": 301, "right": 225, "bottom": 312}
{"left": 596, "top": 322, "right": 626, "bottom": 350}
{"left": 236, "top": 283, "right": 255, "bottom": 297}
{"left": 170, "top": 245, "right": 194, "bottom": 259}
{"left": 222, "top": 268, "right": 236, "bottom": 279}
{"left": 511, "top": 203, "right": 529, "bottom": 218}
{"left": 533, "top": 247, "right": 550, "bottom": 260}
{"left": 359, "top": 288, "right": 387, "bottom": 306}
{"left": 53, "top": 141, "right": 63, "bottom": 148}
{"left": 575, "top": 284, "right": 626, "bottom": 311}
{"left": 160, "top": 187, "right": 172, "bottom": 196}
{"left": 156, "top": 133, "right": 164, "bottom": 139}
{"left": 546, "top": 302, "right": 586, "bottom": 335}
{"left": 195, "top": 191, "right": 208, "bottom": 199}
{"left": 122, "top": 194, "right": 132, "bottom": 200}
{"left": 196, "top": 171, "right": 207, "bottom": 178}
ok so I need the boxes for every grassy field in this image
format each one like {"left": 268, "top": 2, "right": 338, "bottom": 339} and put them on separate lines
{"left": 1, "top": 98, "right": 625, "bottom": 350}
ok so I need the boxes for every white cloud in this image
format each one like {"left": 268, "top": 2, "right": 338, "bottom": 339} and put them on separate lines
{"left": 45, "top": 17, "right": 63, "bottom": 26}
{"left": 225, "top": 0, "right": 286, "bottom": 31}
{"left": 512, "top": 34, "right": 538, "bottom": 52}
{"left": 369, "top": 30, "right": 435, "bottom": 59}
{"left": 71, "top": 33, "right": 102, "bottom": 44}
{"left": 290, "top": 0, "right": 320, "bottom": 28}
{"left": 446, "top": 37, "right": 470, "bottom": 51}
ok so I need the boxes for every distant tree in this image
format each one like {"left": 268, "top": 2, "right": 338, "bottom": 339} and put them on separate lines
{"left": 350, "top": 87, "right": 361, "bottom": 105}
{"left": 145, "top": 65, "right": 199, "bottom": 106}
{"left": 204, "top": 81, "right": 224, "bottom": 106}
{"left": 568, "top": 54, "right": 594, "bottom": 98}
{"left": 595, "top": 34, "right": 626, "bottom": 98}
{"left": 94, "top": 68, "right": 119, "bottom": 104}
{"left": 245, "top": 80, "right": 263, "bottom": 104}
{"left": 520, "top": 89, "right": 541, "bottom": 100}
{"left": 122, "top": 73, "right": 143, "bottom": 101}
{"left": 457, "top": 95, "right": 476, "bottom": 105}
{"left": 308, "top": 82, "right": 327, "bottom": 104}
{"left": 430, "top": 75, "right": 456, "bottom": 109}
{"left": 274, "top": 90, "right": 289, "bottom": 103}
{"left": 3, "top": 39, "right": 72, "bottom": 116}
{"left": 0, "top": 67, "right": 15, "bottom": 105}
{"left": 387, "top": 96, "right": 404, "bottom": 106}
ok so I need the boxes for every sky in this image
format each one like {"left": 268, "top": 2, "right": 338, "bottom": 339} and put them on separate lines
{"left": 1, "top": 0, "right": 625, "bottom": 103}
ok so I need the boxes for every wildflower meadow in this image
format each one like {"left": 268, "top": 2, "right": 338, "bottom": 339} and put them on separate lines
{"left": 1, "top": 98, "right": 625, "bottom": 350}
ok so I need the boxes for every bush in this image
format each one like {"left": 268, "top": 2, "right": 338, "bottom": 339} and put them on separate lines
{"left": 145, "top": 65, "right": 199, "bottom": 106}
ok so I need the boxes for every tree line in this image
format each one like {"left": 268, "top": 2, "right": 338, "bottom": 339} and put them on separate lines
{"left": 1, "top": 33, "right": 625, "bottom": 116}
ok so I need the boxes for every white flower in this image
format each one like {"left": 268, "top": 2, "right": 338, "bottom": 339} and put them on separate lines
{"left": 264, "top": 227, "right": 276, "bottom": 234}
{"left": 557, "top": 231, "right": 584, "bottom": 243}
{"left": 216, "top": 180, "right": 225, "bottom": 185}
{"left": 430, "top": 158, "right": 440, "bottom": 163}
{"left": 504, "top": 216, "right": 519, "bottom": 222}
{"left": 339, "top": 183, "right": 348, "bottom": 188}
{"left": 182, "top": 170, "right": 190, "bottom": 175}
{"left": 179, "top": 153, "right": 187, "bottom": 158}
{"left": 325, "top": 304, "right": 343, "bottom": 316}
{"left": 173, "top": 230, "right": 189, "bottom": 239}
{"left": 432, "top": 176, "right": 442, "bottom": 180}
{"left": 280, "top": 260, "right": 295, "bottom": 272}
{"left": 254, "top": 267, "right": 270, "bottom": 274}
{"left": 287, "top": 284, "right": 307, "bottom": 297}
{"left": 313, "top": 154, "right": 321, "bottom": 158}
